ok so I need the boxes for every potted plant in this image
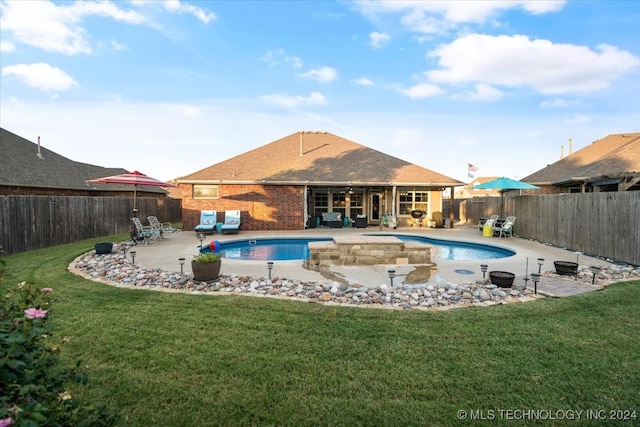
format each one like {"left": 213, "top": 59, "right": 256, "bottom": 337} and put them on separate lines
{"left": 191, "top": 252, "right": 222, "bottom": 282}
{"left": 489, "top": 270, "right": 515, "bottom": 288}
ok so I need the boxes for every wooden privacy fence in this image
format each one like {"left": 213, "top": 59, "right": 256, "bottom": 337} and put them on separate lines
{"left": 0, "top": 195, "right": 182, "bottom": 255}
{"left": 447, "top": 192, "right": 639, "bottom": 266}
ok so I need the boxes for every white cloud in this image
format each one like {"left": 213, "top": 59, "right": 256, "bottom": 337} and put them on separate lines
{"left": 466, "top": 84, "right": 504, "bottom": 102}
{"left": 354, "top": 1, "right": 567, "bottom": 33}
{"left": 369, "top": 31, "right": 390, "bottom": 48}
{"left": 353, "top": 77, "right": 374, "bottom": 86}
{"left": 426, "top": 34, "right": 640, "bottom": 94}
{"left": 163, "top": 0, "right": 216, "bottom": 24}
{"left": 400, "top": 83, "right": 445, "bottom": 99}
{"left": 260, "top": 49, "right": 303, "bottom": 69}
{"left": 1, "top": 63, "right": 77, "bottom": 92}
{"left": 262, "top": 92, "right": 327, "bottom": 108}
{"left": 298, "top": 66, "right": 338, "bottom": 83}
{"left": 0, "top": 40, "right": 15, "bottom": 52}
{"left": 0, "top": 0, "right": 145, "bottom": 55}
{"left": 167, "top": 104, "right": 201, "bottom": 117}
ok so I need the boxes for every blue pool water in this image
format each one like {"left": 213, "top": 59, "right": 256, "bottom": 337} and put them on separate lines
{"left": 201, "top": 235, "right": 514, "bottom": 261}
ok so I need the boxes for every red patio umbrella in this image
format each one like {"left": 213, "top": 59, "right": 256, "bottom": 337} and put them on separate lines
{"left": 87, "top": 170, "right": 175, "bottom": 213}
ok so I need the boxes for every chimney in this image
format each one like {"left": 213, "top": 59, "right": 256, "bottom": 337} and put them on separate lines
{"left": 569, "top": 138, "right": 573, "bottom": 154}
{"left": 560, "top": 145, "right": 564, "bottom": 159}
{"left": 37, "top": 136, "right": 44, "bottom": 159}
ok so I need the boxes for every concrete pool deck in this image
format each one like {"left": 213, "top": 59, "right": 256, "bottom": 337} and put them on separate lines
{"left": 126, "top": 225, "right": 612, "bottom": 297}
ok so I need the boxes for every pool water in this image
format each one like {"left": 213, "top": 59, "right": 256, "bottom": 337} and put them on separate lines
{"left": 202, "top": 236, "right": 514, "bottom": 261}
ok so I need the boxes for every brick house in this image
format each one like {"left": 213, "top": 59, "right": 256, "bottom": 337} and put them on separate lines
{"left": 523, "top": 132, "right": 640, "bottom": 193}
{"left": 0, "top": 127, "right": 168, "bottom": 199}
{"left": 178, "top": 131, "right": 464, "bottom": 231}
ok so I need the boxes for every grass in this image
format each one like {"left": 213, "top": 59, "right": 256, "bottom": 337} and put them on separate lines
{"left": 2, "top": 234, "right": 639, "bottom": 426}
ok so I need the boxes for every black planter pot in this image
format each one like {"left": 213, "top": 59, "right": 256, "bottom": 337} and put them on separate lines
{"left": 489, "top": 271, "right": 515, "bottom": 288}
{"left": 554, "top": 261, "right": 578, "bottom": 276}
{"left": 94, "top": 242, "right": 113, "bottom": 254}
{"left": 191, "top": 260, "right": 222, "bottom": 282}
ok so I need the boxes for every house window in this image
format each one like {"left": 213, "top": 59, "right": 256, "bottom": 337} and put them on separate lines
{"left": 332, "top": 192, "right": 346, "bottom": 218}
{"left": 399, "top": 189, "right": 429, "bottom": 214}
{"left": 314, "top": 192, "right": 328, "bottom": 217}
{"left": 193, "top": 185, "right": 219, "bottom": 199}
{"left": 349, "top": 192, "right": 364, "bottom": 217}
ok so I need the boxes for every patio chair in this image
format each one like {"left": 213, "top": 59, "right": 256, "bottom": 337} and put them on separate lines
{"left": 221, "top": 210, "right": 241, "bottom": 234}
{"left": 493, "top": 216, "right": 516, "bottom": 238}
{"left": 147, "top": 216, "right": 179, "bottom": 238}
{"left": 195, "top": 210, "right": 217, "bottom": 234}
{"left": 478, "top": 215, "right": 499, "bottom": 231}
{"left": 131, "top": 217, "right": 161, "bottom": 245}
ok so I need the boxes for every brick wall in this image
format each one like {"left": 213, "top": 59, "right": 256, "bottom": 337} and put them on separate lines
{"left": 181, "top": 183, "right": 305, "bottom": 231}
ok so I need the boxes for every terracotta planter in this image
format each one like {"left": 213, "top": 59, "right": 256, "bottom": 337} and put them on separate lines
{"left": 554, "top": 261, "right": 578, "bottom": 276}
{"left": 94, "top": 242, "right": 113, "bottom": 254}
{"left": 191, "top": 260, "right": 221, "bottom": 282}
{"left": 489, "top": 271, "right": 515, "bottom": 288}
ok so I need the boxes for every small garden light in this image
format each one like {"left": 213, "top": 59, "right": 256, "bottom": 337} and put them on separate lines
{"left": 590, "top": 265, "right": 601, "bottom": 284}
{"left": 267, "top": 261, "right": 274, "bottom": 280}
{"left": 197, "top": 233, "right": 205, "bottom": 248}
{"left": 130, "top": 250, "right": 136, "bottom": 265}
{"left": 388, "top": 269, "right": 396, "bottom": 287}
{"left": 537, "top": 258, "right": 544, "bottom": 273}
{"left": 530, "top": 272, "right": 540, "bottom": 295}
{"left": 575, "top": 251, "right": 582, "bottom": 264}
{"left": 179, "top": 257, "right": 186, "bottom": 274}
{"left": 480, "top": 264, "right": 488, "bottom": 279}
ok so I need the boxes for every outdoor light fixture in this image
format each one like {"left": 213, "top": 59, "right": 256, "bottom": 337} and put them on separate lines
{"left": 480, "top": 264, "right": 488, "bottom": 279}
{"left": 267, "top": 261, "right": 274, "bottom": 280}
{"left": 590, "top": 265, "right": 601, "bottom": 284}
{"left": 537, "top": 258, "right": 545, "bottom": 273}
{"left": 575, "top": 251, "right": 582, "bottom": 264}
{"left": 179, "top": 257, "right": 186, "bottom": 274}
{"left": 523, "top": 275, "right": 529, "bottom": 289}
{"left": 388, "top": 269, "right": 396, "bottom": 287}
{"left": 130, "top": 250, "right": 137, "bottom": 265}
{"left": 197, "top": 233, "right": 205, "bottom": 248}
{"left": 530, "top": 273, "right": 540, "bottom": 295}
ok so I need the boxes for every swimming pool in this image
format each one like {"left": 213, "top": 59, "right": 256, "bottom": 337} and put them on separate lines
{"left": 201, "top": 235, "right": 515, "bottom": 261}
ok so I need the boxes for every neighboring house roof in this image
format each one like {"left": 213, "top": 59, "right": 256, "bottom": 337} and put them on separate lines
{"left": 522, "top": 132, "right": 640, "bottom": 186}
{"left": 178, "top": 131, "right": 464, "bottom": 187}
{"left": 0, "top": 127, "right": 166, "bottom": 194}
{"left": 454, "top": 176, "right": 503, "bottom": 198}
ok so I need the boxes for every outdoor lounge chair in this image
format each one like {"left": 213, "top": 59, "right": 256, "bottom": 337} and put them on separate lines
{"left": 221, "top": 210, "right": 241, "bottom": 234}
{"left": 478, "top": 215, "right": 499, "bottom": 231}
{"left": 131, "top": 217, "right": 161, "bottom": 245}
{"left": 195, "top": 210, "right": 217, "bottom": 234}
{"left": 147, "top": 216, "right": 179, "bottom": 238}
{"left": 493, "top": 216, "right": 516, "bottom": 238}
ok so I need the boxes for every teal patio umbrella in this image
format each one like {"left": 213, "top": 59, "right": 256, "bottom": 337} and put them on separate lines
{"left": 473, "top": 177, "right": 539, "bottom": 216}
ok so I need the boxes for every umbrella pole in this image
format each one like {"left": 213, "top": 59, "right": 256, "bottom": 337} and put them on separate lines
{"left": 133, "top": 184, "right": 137, "bottom": 216}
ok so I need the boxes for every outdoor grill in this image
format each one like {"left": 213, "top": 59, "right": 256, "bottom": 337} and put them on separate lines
{"left": 410, "top": 210, "right": 425, "bottom": 227}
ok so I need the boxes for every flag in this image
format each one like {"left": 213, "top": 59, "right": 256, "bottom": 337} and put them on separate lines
{"left": 468, "top": 163, "right": 478, "bottom": 178}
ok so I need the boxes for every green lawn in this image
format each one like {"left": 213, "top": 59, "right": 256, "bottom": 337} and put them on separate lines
{"left": 2, "top": 235, "right": 639, "bottom": 426}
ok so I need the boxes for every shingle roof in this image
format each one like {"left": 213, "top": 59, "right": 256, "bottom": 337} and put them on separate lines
{"left": 522, "top": 132, "right": 640, "bottom": 185}
{"left": 178, "top": 131, "right": 464, "bottom": 186}
{"left": 0, "top": 127, "right": 166, "bottom": 194}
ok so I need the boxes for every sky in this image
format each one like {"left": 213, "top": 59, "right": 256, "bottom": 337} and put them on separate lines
{"left": 1, "top": 0, "right": 639, "bottom": 184}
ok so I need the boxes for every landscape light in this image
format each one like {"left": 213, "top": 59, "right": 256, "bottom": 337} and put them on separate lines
{"left": 388, "top": 269, "right": 396, "bottom": 287}
{"left": 179, "top": 257, "right": 186, "bottom": 274}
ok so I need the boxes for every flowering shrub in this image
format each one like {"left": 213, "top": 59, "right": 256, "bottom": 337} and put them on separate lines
{"left": 0, "top": 258, "right": 118, "bottom": 426}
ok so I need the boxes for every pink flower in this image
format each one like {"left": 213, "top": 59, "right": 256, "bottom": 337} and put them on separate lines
{"left": 0, "top": 417, "right": 13, "bottom": 427}
{"left": 24, "top": 308, "right": 48, "bottom": 319}
{"left": 42, "top": 287, "right": 53, "bottom": 293}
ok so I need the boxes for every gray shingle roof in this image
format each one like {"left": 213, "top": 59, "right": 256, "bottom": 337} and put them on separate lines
{"left": 522, "top": 132, "right": 640, "bottom": 185}
{"left": 178, "top": 131, "right": 463, "bottom": 186}
{"left": 0, "top": 127, "right": 166, "bottom": 194}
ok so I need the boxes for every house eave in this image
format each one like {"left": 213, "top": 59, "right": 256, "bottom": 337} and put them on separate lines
{"left": 177, "top": 179, "right": 462, "bottom": 187}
